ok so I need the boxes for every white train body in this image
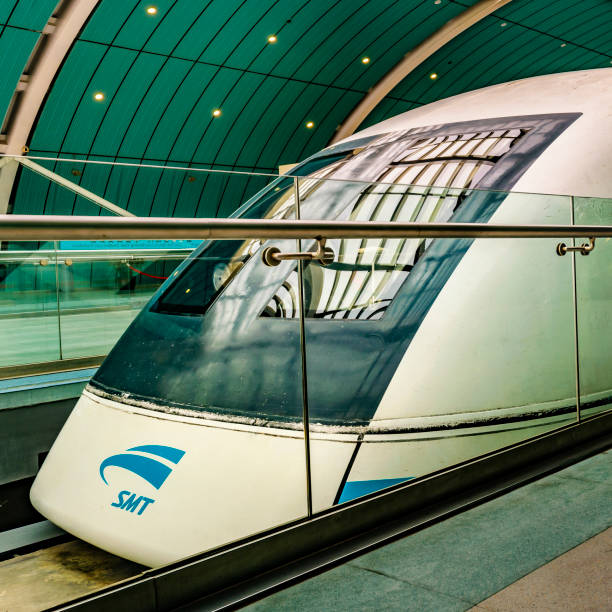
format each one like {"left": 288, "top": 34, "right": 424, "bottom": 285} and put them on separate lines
{"left": 32, "top": 69, "right": 612, "bottom": 566}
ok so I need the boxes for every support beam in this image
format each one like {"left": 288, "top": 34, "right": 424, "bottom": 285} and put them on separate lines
{"left": 0, "top": 160, "right": 19, "bottom": 214}
{"left": 2, "top": 0, "right": 101, "bottom": 156}
{"left": 331, "top": 0, "right": 513, "bottom": 144}
{"left": 16, "top": 157, "right": 134, "bottom": 217}
{"left": 0, "top": 0, "right": 101, "bottom": 213}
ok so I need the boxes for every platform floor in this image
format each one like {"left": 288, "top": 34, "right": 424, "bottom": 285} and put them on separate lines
{"left": 472, "top": 526, "right": 610, "bottom": 610}
{"left": 246, "top": 449, "right": 611, "bottom": 611}
{"left": 0, "top": 302, "right": 143, "bottom": 367}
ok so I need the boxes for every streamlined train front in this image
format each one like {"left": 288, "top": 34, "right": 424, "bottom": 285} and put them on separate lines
{"left": 31, "top": 69, "right": 612, "bottom": 566}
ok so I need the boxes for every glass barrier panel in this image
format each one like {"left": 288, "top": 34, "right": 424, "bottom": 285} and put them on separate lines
{"left": 573, "top": 196, "right": 612, "bottom": 420}
{"left": 0, "top": 249, "right": 61, "bottom": 367}
{"left": 55, "top": 242, "right": 193, "bottom": 359}
{"left": 3, "top": 161, "right": 281, "bottom": 368}
{"left": 292, "top": 177, "right": 577, "bottom": 510}
{"left": 1, "top": 154, "right": 604, "bottom": 603}
{"left": 29, "top": 181, "right": 311, "bottom": 569}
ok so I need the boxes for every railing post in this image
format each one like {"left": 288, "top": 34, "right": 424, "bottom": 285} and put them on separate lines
{"left": 53, "top": 240, "right": 64, "bottom": 360}
{"left": 294, "top": 176, "right": 313, "bottom": 517}
{"left": 570, "top": 195, "right": 582, "bottom": 422}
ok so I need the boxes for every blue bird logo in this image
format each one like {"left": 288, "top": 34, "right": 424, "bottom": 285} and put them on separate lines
{"left": 99, "top": 444, "right": 185, "bottom": 489}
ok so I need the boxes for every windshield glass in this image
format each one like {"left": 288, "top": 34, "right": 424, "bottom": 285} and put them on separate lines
{"left": 152, "top": 153, "right": 349, "bottom": 316}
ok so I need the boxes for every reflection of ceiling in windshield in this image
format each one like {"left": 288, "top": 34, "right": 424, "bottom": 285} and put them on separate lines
{"left": 262, "top": 127, "right": 527, "bottom": 320}
{"left": 152, "top": 155, "right": 350, "bottom": 316}
{"left": 208, "top": 157, "right": 352, "bottom": 291}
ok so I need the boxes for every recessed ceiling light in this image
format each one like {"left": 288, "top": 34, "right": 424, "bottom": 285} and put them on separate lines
{"left": 93, "top": 92, "right": 105, "bottom": 101}
{"left": 500, "top": 22, "right": 507, "bottom": 27}
{"left": 560, "top": 42, "right": 566, "bottom": 47}
{"left": 212, "top": 109, "right": 222, "bottom": 117}
{"left": 305, "top": 121, "right": 315, "bottom": 129}
{"left": 146, "top": 6, "right": 158, "bottom": 15}
{"left": 361, "top": 56, "right": 370, "bottom": 64}
{"left": 267, "top": 34, "right": 277, "bottom": 44}
{"left": 429, "top": 72, "right": 438, "bottom": 80}
{"left": 434, "top": 0, "right": 442, "bottom": 4}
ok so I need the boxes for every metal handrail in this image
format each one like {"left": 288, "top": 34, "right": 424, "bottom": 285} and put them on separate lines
{"left": 0, "top": 248, "right": 194, "bottom": 264}
{"left": 0, "top": 215, "right": 610, "bottom": 240}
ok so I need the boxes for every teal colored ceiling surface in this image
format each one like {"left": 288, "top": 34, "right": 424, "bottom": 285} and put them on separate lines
{"left": 2, "top": 0, "right": 611, "bottom": 218}
{"left": 0, "top": 0, "right": 58, "bottom": 29}
{"left": 0, "top": 0, "right": 58, "bottom": 129}
{"left": 363, "top": 0, "right": 612, "bottom": 128}
{"left": 10, "top": 0, "right": 473, "bottom": 217}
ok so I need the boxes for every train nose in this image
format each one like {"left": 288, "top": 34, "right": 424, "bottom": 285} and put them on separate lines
{"left": 30, "top": 389, "right": 309, "bottom": 567}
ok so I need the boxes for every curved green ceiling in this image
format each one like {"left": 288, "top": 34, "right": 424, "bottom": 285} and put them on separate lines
{"left": 1, "top": 0, "right": 611, "bottom": 218}
{"left": 363, "top": 0, "right": 612, "bottom": 128}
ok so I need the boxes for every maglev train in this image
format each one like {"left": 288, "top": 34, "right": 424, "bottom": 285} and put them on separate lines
{"left": 31, "top": 69, "right": 612, "bottom": 566}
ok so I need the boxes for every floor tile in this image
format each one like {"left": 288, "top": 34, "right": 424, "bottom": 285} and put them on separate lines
{"left": 247, "top": 563, "right": 472, "bottom": 612}
{"left": 472, "top": 527, "right": 611, "bottom": 611}
{"left": 245, "top": 450, "right": 611, "bottom": 611}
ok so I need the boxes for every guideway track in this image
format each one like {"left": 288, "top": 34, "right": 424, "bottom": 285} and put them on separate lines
{"left": 0, "top": 528, "right": 143, "bottom": 611}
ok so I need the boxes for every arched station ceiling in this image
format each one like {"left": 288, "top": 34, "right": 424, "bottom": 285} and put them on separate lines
{"left": 0, "top": 0, "right": 611, "bottom": 219}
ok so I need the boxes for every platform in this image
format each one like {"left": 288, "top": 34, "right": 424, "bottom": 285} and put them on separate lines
{"left": 0, "top": 299, "right": 143, "bottom": 368}
{"left": 245, "top": 449, "right": 611, "bottom": 611}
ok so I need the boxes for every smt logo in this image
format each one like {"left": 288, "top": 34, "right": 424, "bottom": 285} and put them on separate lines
{"left": 111, "top": 491, "right": 155, "bottom": 516}
{"left": 99, "top": 444, "right": 185, "bottom": 516}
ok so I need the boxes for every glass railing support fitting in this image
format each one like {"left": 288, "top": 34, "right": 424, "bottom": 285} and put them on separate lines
{"left": 261, "top": 237, "right": 335, "bottom": 267}
{"left": 556, "top": 237, "right": 596, "bottom": 256}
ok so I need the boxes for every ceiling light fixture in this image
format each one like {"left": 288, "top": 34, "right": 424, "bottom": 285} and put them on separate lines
{"left": 93, "top": 92, "right": 105, "bottom": 101}
{"left": 146, "top": 6, "right": 158, "bottom": 15}
{"left": 361, "top": 56, "right": 370, "bottom": 64}
{"left": 212, "top": 109, "right": 222, "bottom": 117}
{"left": 500, "top": 22, "right": 507, "bottom": 27}
{"left": 560, "top": 42, "right": 567, "bottom": 47}
{"left": 267, "top": 34, "right": 277, "bottom": 44}
{"left": 305, "top": 121, "right": 315, "bottom": 129}
{"left": 429, "top": 72, "right": 438, "bottom": 80}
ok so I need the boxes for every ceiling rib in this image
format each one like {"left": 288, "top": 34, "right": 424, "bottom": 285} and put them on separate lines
{"left": 1, "top": 0, "right": 102, "bottom": 156}
{"left": 330, "top": 0, "right": 513, "bottom": 144}
{"left": 0, "top": 0, "right": 101, "bottom": 213}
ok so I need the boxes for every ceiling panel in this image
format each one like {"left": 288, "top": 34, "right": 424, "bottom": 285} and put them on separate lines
{"left": 2, "top": 0, "right": 58, "bottom": 30}
{"left": 0, "top": 27, "right": 39, "bottom": 128}
{"left": 61, "top": 46, "right": 138, "bottom": 152}
{"left": 29, "top": 41, "right": 107, "bottom": 151}
{"left": 116, "top": 57, "right": 194, "bottom": 159}
{"left": 364, "top": 0, "right": 612, "bottom": 129}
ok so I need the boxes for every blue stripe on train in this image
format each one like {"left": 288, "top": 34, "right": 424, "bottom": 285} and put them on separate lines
{"left": 338, "top": 477, "right": 414, "bottom": 503}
